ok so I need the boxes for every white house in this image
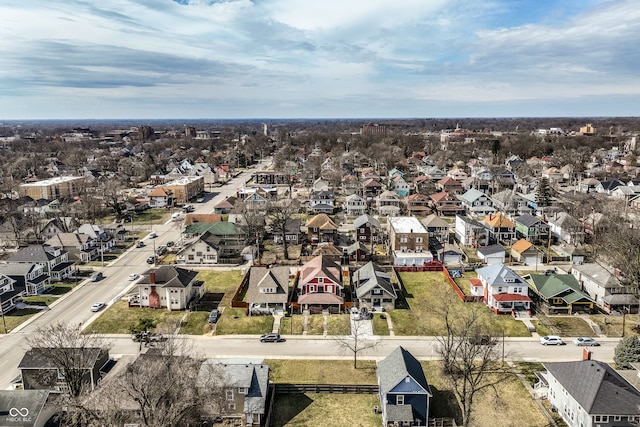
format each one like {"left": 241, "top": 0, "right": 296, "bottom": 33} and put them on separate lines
{"left": 474, "top": 263, "right": 531, "bottom": 314}
{"left": 136, "top": 266, "right": 204, "bottom": 311}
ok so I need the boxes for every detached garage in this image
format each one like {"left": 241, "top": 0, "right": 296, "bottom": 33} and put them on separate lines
{"left": 477, "top": 244, "right": 506, "bottom": 265}
{"left": 510, "top": 239, "right": 543, "bottom": 266}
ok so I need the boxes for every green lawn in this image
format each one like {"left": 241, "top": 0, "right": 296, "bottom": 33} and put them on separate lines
{"left": 214, "top": 307, "right": 273, "bottom": 335}
{"left": 1, "top": 308, "right": 43, "bottom": 333}
{"left": 86, "top": 300, "right": 186, "bottom": 334}
{"left": 270, "top": 394, "right": 381, "bottom": 427}
{"left": 372, "top": 314, "right": 390, "bottom": 335}
{"left": 280, "top": 315, "right": 305, "bottom": 335}
{"left": 179, "top": 312, "right": 211, "bottom": 335}
{"left": 266, "top": 359, "right": 377, "bottom": 384}
{"left": 305, "top": 314, "right": 325, "bottom": 335}
{"left": 535, "top": 314, "right": 595, "bottom": 337}
{"left": 392, "top": 272, "right": 531, "bottom": 337}
{"left": 326, "top": 315, "right": 350, "bottom": 335}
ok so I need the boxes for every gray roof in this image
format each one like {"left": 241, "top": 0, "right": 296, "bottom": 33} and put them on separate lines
{"left": 355, "top": 261, "right": 396, "bottom": 299}
{"left": 516, "top": 213, "right": 542, "bottom": 227}
{"left": 0, "top": 390, "right": 52, "bottom": 426}
{"left": 139, "top": 265, "right": 199, "bottom": 289}
{"left": 572, "top": 263, "right": 622, "bottom": 289}
{"left": 476, "top": 263, "right": 525, "bottom": 287}
{"left": 544, "top": 360, "right": 640, "bottom": 415}
{"left": 377, "top": 346, "right": 430, "bottom": 395}
{"left": 19, "top": 347, "right": 107, "bottom": 370}
{"left": 602, "top": 293, "right": 639, "bottom": 305}
{"left": 5, "top": 245, "right": 62, "bottom": 263}
{"left": 246, "top": 266, "right": 290, "bottom": 304}
{"left": 386, "top": 404, "right": 414, "bottom": 422}
{"left": 354, "top": 214, "right": 380, "bottom": 230}
{"left": 421, "top": 214, "right": 448, "bottom": 229}
{"left": 477, "top": 244, "right": 506, "bottom": 256}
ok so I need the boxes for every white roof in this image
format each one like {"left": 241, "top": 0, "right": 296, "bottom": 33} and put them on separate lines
{"left": 20, "top": 176, "right": 83, "bottom": 187}
{"left": 388, "top": 216, "right": 427, "bottom": 234}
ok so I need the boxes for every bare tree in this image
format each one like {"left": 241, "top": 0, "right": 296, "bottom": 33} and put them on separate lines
{"left": 333, "top": 316, "right": 379, "bottom": 368}
{"left": 435, "top": 302, "right": 510, "bottom": 427}
{"left": 268, "top": 198, "right": 300, "bottom": 260}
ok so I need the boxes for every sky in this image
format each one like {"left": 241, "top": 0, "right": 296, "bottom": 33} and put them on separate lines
{"left": 1, "top": 0, "right": 639, "bottom": 119}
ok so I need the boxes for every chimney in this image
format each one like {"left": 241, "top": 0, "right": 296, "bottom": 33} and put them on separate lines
{"left": 582, "top": 348, "right": 591, "bottom": 361}
{"left": 149, "top": 271, "right": 156, "bottom": 284}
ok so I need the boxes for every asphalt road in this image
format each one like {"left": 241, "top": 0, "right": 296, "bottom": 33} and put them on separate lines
{"left": 0, "top": 158, "right": 620, "bottom": 389}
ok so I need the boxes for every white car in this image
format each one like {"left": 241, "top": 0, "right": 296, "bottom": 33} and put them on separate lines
{"left": 148, "top": 232, "right": 157, "bottom": 239}
{"left": 128, "top": 273, "right": 139, "bottom": 281}
{"left": 539, "top": 335, "right": 565, "bottom": 345}
{"left": 90, "top": 302, "right": 106, "bottom": 312}
{"left": 573, "top": 337, "right": 600, "bottom": 346}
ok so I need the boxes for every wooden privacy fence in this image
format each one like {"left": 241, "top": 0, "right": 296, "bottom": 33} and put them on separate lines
{"left": 274, "top": 383, "right": 379, "bottom": 394}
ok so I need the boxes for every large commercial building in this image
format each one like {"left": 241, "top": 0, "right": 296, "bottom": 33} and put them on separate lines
{"left": 160, "top": 176, "right": 204, "bottom": 204}
{"left": 19, "top": 176, "right": 84, "bottom": 200}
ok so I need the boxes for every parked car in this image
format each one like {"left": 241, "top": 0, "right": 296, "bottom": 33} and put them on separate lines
{"left": 148, "top": 232, "right": 157, "bottom": 239}
{"left": 260, "top": 333, "right": 285, "bottom": 343}
{"left": 540, "top": 335, "right": 565, "bottom": 345}
{"left": 156, "top": 245, "right": 167, "bottom": 255}
{"left": 146, "top": 256, "right": 156, "bottom": 264}
{"left": 128, "top": 273, "right": 139, "bottom": 281}
{"left": 90, "top": 272, "right": 103, "bottom": 282}
{"left": 208, "top": 309, "right": 219, "bottom": 324}
{"left": 196, "top": 197, "right": 205, "bottom": 203}
{"left": 573, "top": 337, "right": 600, "bottom": 346}
{"left": 136, "top": 241, "right": 145, "bottom": 248}
{"left": 90, "top": 302, "right": 106, "bottom": 312}
{"left": 131, "top": 331, "right": 164, "bottom": 343}
{"left": 166, "top": 241, "right": 175, "bottom": 247}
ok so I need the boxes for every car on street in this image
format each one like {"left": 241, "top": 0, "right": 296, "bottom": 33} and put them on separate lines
{"left": 128, "top": 273, "right": 139, "bottom": 281}
{"left": 136, "top": 241, "right": 145, "bottom": 248}
{"left": 146, "top": 256, "right": 156, "bottom": 264}
{"left": 148, "top": 232, "right": 157, "bottom": 239}
{"left": 208, "top": 309, "right": 219, "bottom": 324}
{"left": 131, "top": 331, "right": 164, "bottom": 343}
{"left": 468, "top": 335, "right": 497, "bottom": 346}
{"left": 196, "top": 197, "right": 205, "bottom": 203}
{"left": 260, "top": 333, "right": 285, "bottom": 343}
{"left": 573, "top": 337, "right": 600, "bottom": 346}
{"left": 539, "top": 335, "right": 565, "bottom": 345}
{"left": 90, "top": 272, "right": 103, "bottom": 282}
{"left": 90, "top": 302, "right": 106, "bottom": 312}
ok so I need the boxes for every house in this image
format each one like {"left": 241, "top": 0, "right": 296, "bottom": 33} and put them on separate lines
{"left": 454, "top": 215, "right": 489, "bottom": 248}
{"left": 44, "top": 232, "right": 97, "bottom": 263}
{"left": 377, "top": 346, "right": 431, "bottom": 427}
{"left": 363, "top": 178, "right": 384, "bottom": 200}
{"left": 393, "top": 175, "right": 410, "bottom": 197}
{"left": 490, "top": 190, "right": 531, "bottom": 216}
{"left": 354, "top": 214, "right": 382, "bottom": 245}
{"left": 0, "top": 263, "right": 48, "bottom": 296}
{"left": 571, "top": 263, "right": 639, "bottom": 313}
{"left": 3, "top": 244, "right": 73, "bottom": 282}
{"left": 421, "top": 214, "right": 449, "bottom": 245}
{"left": 305, "top": 214, "right": 338, "bottom": 245}
{"left": 435, "top": 177, "right": 463, "bottom": 194}
{"left": 309, "top": 190, "right": 335, "bottom": 214}
{"left": 404, "top": 194, "right": 431, "bottom": 216}
{"left": 18, "top": 347, "right": 110, "bottom": 393}
{"left": 214, "top": 196, "right": 237, "bottom": 214}
{"left": 345, "top": 241, "right": 371, "bottom": 262}
{"left": 429, "top": 192, "right": 464, "bottom": 216}
{"left": 476, "top": 244, "right": 506, "bottom": 265}
{"left": 272, "top": 218, "right": 302, "bottom": 245}
{"left": 312, "top": 177, "right": 331, "bottom": 192}
{"left": 0, "top": 273, "right": 22, "bottom": 314}
{"left": 243, "top": 192, "right": 269, "bottom": 213}
{"left": 388, "top": 217, "right": 431, "bottom": 266}
{"left": 246, "top": 266, "right": 290, "bottom": 314}
{"left": 178, "top": 223, "right": 248, "bottom": 264}
{"left": 542, "top": 360, "right": 640, "bottom": 427}
{"left": 457, "top": 188, "right": 495, "bottom": 216}
{"left": 474, "top": 263, "right": 531, "bottom": 314}
{"left": 77, "top": 224, "right": 116, "bottom": 250}
{"left": 147, "top": 187, "right": 174, "bottom": 208}
{"left": 344, "top": 194, "right": 367, "bottom": 216}
{"left": 510, "top": 239, "right": 543, "bottom": 266}
{"left": 514, "top": 214, "right": 550, "bottom": 244}
{"left": 547, "top": 212, "right": 585, "bottom": 245}
{"left": 39, "top": 217, "right": 80, "bottom": 241}
{"left": 422, "top": 165, "right": 446, "bottom": 181}
{"left": 296, "top": 255, "right": 344, "bottom": 314}
{"left": 136, "top": 266, "right": 204, "bottom": 311}
{"left": 524, "top": 273, "right": 595, "bottom": 315}
{"left": 198, "top": 359, "right": 270, "bottom": 426}
{"left": 353, "top": 261, "right": 397, "bottom": 311}
{"left": 376, "top": 191, "right": 401, "bottom": 217}
{"left": 577, "top": 177, "right": 600, "bottom": 193}
{"left": 341, "top": 174, "right": 361, "bottom": 196}
{"left": 483, "top": 212, "right": 516, "bottom": 245}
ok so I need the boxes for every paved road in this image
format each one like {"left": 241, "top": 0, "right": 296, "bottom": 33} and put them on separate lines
{"left": 0, "top": 161, "right": 269, "bottom": 389}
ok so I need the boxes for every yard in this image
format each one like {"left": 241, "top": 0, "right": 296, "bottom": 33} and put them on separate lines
{"left": 390, "top": 272, "right": 531, "bottom": 337}
{"left": 589, "top": 313, "right": 640, "bottom": 338}
{"left": 87, "top": 300, "right": 186, "bottom": 334}
{"left": 265, "top": 359, "right": 550, "bottom": 427}
{"left": 533, "top": 313, "right": 595, "bottom": 337}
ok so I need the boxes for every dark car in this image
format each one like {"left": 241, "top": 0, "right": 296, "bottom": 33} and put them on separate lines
{"left": 146, "top": 256, "right": 156, "bottom": 264}
{"left": 208, "top": 309, "right": 219, "bottom": 324}
{"left": 468, "top": 335, "right": 497, "bottom": 346}
{"left": 166, "top": 241, "right": 175, "bottom": 247}
{"left": 260, "top": 333, "right": 285, "bottom": 343}
{"left": 136, "top": 241, "right": 145, "bottom": 248}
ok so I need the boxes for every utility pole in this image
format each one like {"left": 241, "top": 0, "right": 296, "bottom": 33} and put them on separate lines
{"left": 0, "top": 294, "right": 7, "bottom": 334}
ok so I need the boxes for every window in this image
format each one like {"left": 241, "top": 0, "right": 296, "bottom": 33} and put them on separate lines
{"left": 318, "top": 277, "right": 324, "bottom": 283}
{"left": 238, "top": 387, "right": 248, "bottom": 394}
{"left": 396, "top": 395, "right": 404, "bottom": 405}
{"left": 400, "top": 237, "right": 408, "bottom": 243}
{"left": 227, "top": 403, "right": 236, "bottom": 410}
{"left": 613, "top": 416, "right": 621, "bottom": 421}
{"left": 317, "top": 285, "right": 324, "bottom": 293}
{"left": 226, "top": 390, "right": 234, "bottom": 401}
{"left": 416, "top": 237, "right": 423, "bottom": 243}
{"left": 188, "top": 255, "right": 194, "bottom": 261}
{"left": 594, "top": 416, "right": 608, "bottom": 423}
{"left": 400, "top": 246, "right": 407, "bottom": 253}
{"left": 416, "top": 246, "right": 423, "bottom": 252}
{"left": 360, "top": 228, "right": 366, "bottom": 233}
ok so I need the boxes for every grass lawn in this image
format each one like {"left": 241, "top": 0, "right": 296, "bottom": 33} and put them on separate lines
{"left": 326, "top": 315, "right": 350, "bottom": 335}
{"left": 589, "top": 313, "right": 640, "bottom": 338}
{"left": 179, "top": 312, "right": 211, "bottom": 335}
{"left": 86, "top": 300, "right": 186, "bottom": 334}
{"left": 270, "top": 394, "right": 381, "bottom": 427}
{"left": 20, "top": 295, "right": 57, "bottom": 306}
{"left": 305, "top": 314, "right": 325, "bottom": 335}
{"left": 372, "top": 314, "right": 390, "bottom": 335}
{"left": 266, "top": 359, "right": 377, "bottom": 384}
{"left": 279, "top": 315, "right": 305, "bottom": 335}
{"left": 197, "top": 270, "right": 243, "bottom": 305}
{"left": 535, "top": 314, "right": 595, "bottom": 337}
{"left": 132, "top": 208, "right": 172, "bottom": 226}
{"left": 392, "top": 272, "right": 530, "bottom": 337}
{"left": 214, "top": 307, "right": 273, "bottom": 335}
{"left": 1, "top": 308, "right": 43, "bottom": 333}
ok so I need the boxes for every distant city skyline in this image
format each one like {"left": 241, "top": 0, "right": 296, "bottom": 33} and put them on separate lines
{"left": 1, "top": 0, "right": 639, "bottom": 120}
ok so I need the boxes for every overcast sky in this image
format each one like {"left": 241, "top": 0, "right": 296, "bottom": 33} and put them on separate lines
{"left": 1, "top": 0, "right": 639, "bottom": 120}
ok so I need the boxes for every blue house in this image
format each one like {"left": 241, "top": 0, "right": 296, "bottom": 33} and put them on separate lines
{"left": 377, "top": 346, "right": 431, "bottom": 426}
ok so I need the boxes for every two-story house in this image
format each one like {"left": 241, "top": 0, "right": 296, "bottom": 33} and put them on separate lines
{"left": 515, "top": 214, "right": 550, "bottom": 244}
{"left": 542, "top": 360, "right": 640, "bottom": 427}
{"left": 393, "top": 175, "right": 410, "bottom": 197}
{"left": 4, "top": 244, "right": 73, "bottom": 282}
{"left": 305, "top": 214, "right": 338, "bottom": 245}
{"left": 429, "top": 192, "right": 464, "bottom": 216}
{"left": 571, "top": 263, "right": 639, "bottom": 313}
{"left": 490, "top": 190, "right": 532, "bottom": 216}
{"left": 353, "top": 214, "right": 381, "bottom": 246}
{"left": 421, "top": 214, "right": 449, "bottom": 245}
{"left": 376, "top": 191, "right": 401, "bottom": 217}
{"left": 524, "top": 273, "right": 595, "bottom": 315}
{"left": 363, "top": 178, "right": 384, "bottom": 200}
{"left": 0, "top": 273, "right": 21, "bottom": 314}
{"left": 147, "top": 187, "right": 174, "bottom": 208}
{"left": 309, "top": 191, "right": 335, "bottom": 214}
{"left": 246, "top": 266, "right": 290, "bottom": 314}
{"left": 353, "top": 261, "right": 397, "bottom": 311}
{"left": 136, "top": 266, "right": 204, "bottom": 311}
{"left": 377, "top": 346, "right": 432, "bottom": 427}
{"left": 404, "top": 194, "right": 431, "bottom": 216}
{"left": 0, "top": 263, "right": 48, "bottom": 296}
{"left": 45, "top": 232, "right": 97, "bottom": 263}
{"left": 454, "top": 215, "right": 489, "bottom": 248}
{"left": 474, "top": 263, "right": 531, "bottom": 314}
{"left": 388, "top": 217, "right": 431, "bottom": 266}
{"left": 547, "top": 212, "right": 585, "bottom": 245}
{"left": 458, "top": 188, "right": 495, "bottom": 217}
{"left": 482, "top": 213, "right": 516, "bottom": 245}
{"left": 297, "top": 255, "right": 343, "bottom": 314}
{"left": 344, "top": 194, "right": 367, "bottom": 216}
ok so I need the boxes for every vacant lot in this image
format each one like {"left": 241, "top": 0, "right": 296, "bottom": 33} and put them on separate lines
{"left": 534, "top": 313, "right": 595, "bottom": 337}
{"left": 270, "top": 394, "right": 381, "bottom": 427}
{"left": 390, "top": 272, "right": 531, "bottom": 337}
{"left": 589, "top": 313, "right": 639, "bottom": 338}
{"left": 87, "top": 300, "right": 186, "bottom": 334}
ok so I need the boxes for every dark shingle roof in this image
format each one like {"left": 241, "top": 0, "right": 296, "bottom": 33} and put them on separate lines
{"left": 544, "top": 360, "right": 640, "bottom": 415}
{"left": 377, "top": 346, "right": 430, "bottom": 395}
{"left": 140, "top": 266, "right": 199, "bottom": 289}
